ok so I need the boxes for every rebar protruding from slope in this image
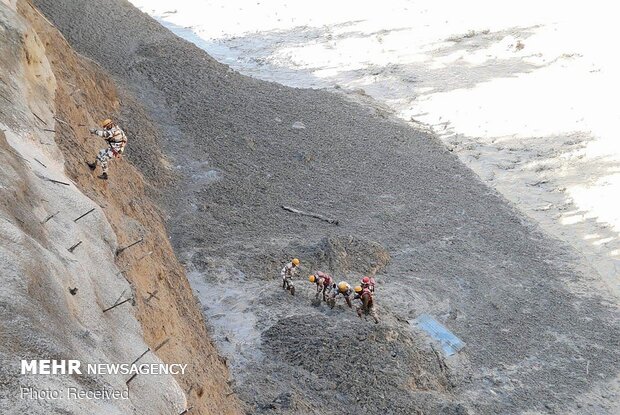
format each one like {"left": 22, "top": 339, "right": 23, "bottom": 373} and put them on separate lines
{"left": 32, "top": 111, "right": 47, "bottom": 126}
{"left": 34, "top": 158, "right": 47, "bottom": 168}
{"left": 45, "top": 177, "right": 70, "bottom": 186}
{"left": 53, "top": 116, "right": 71, "bottom": 127}
{"left": 130, "top": 348, "right": 150, "bottom": 366}
{"left": 125, "top": 373, "right": 138, "bottom": 385}
{"left": 178, "top": 407, "right": 194, "bottom": 415}
{"left": 73, "top": 208, "right": 95, "bottom": 222}
{"left": 153, "top": 338, "right": 170, "bottom": 352}
{"left": 112, "top": 289, "right": 127, "bottom": 307}
{"left": 116, "top": 237, "right": 144, "bottom": 256}
{"left": 67, "top": 240, "right": 82, "bottom": 253}
{"left": 126, "top": 341, "right": 167, "bottom": 385}
{"left": 116, "top": 251, "right": 153, "bottom": 276}
{"left": 102, "top": 297, "right": 133, "bottom": 313}
{"left": 144, "top": 290, "right": 159, "bottom": 304}
{"left": 42, "top": 210, "right": 60, "bottom": 224}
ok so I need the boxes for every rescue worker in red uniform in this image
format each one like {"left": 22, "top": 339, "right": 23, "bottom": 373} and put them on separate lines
{"left": 355, "top": 286, "right": 379, "bottom": 324}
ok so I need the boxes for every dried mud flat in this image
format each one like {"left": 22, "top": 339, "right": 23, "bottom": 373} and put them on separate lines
{"left": 33, "top": 0, "right": 620, "bottom": 413}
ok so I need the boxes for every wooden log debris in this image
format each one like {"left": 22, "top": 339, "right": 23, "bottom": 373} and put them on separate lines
{"left": 281, "top": 205, "right": 339, "bottom": 225}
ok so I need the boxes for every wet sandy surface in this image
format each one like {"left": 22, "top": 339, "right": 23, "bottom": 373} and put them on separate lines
{"left": 35, "top": 0, "right": 620, "bottom": 412}
{"left": 134, "top": 0, "right": 620, "bottom": 298}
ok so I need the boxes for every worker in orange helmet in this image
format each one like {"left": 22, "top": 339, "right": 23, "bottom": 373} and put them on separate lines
{"left": 280, "top": 258, "right": 300, "bottom": 295}
{"left": 327, "top": 281, "right": 354, "bottom": 309}
{"left": 308, "top": 271, "right": 333, "bottom": 301}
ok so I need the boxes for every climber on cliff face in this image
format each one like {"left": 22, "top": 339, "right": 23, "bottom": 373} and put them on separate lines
{"left": 86, "top": 118, "right": 127, "bottom": 180}
{"left": 308, "top": 271, "right": 333, "bottom": 301}
{"left": 281, "top": 258, "right": 300, "bottom": 295}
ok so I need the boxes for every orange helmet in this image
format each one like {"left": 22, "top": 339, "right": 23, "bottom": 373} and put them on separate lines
{"left": 100, "top": 118, "right": 113, "bottom": 128}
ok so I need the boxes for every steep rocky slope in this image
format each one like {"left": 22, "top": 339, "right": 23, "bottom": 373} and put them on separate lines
{"left": 0, "top": 1, "right": 241, "bottom": 414}
{"left": 32, "top": 0, "right": 620, "bottom": 414}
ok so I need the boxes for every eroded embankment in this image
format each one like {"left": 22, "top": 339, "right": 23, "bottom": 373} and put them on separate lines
{"left": 31, "top": 0, "right": 620, "bottom": 414}
{"left": 0, "top": 1, "right": 241, "bottom": 414}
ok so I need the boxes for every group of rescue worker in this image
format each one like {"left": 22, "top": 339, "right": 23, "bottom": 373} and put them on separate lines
{"left": 85, "top": 121, "right": 378, "bottom": 324}
{"left": 280, "top": 258, "right": 379, "bottom": 324}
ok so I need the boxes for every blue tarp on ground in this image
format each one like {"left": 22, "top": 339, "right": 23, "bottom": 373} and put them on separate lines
{"left": 413, "top": 314, "right": 465, "bottom": 356}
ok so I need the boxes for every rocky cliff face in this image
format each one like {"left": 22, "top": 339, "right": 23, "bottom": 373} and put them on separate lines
{"left": 0, "top": 1, "right": 241, "bottom": 414}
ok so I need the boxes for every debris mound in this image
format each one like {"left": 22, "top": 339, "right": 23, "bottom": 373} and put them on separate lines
{"left": 261, "top": 314, "right": 459, "bottom": 414}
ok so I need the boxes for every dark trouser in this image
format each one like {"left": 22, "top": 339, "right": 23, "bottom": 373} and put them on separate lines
{"left": 357, "top": 305, "right": 379, "bottom": 323}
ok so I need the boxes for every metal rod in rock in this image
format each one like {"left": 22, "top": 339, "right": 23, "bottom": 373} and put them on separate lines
{"left": 116, "top": 251, "right": 153, "bottom": 276}
{"left": 178, "top": 407, "right": 194, "bottom": 415}
{"left": 34, "top": 158, "right": 47, "bottom": 168}
{"left": 102, "top": 297, "right": 132, "bottom": 313}
{"left": 125, "top": 373, "right": 137, "bottom": 385}
{"left": 73, "top": 208, "right": 95, "bottom": 222}
{"left": 281, "top": 205, "right": 339, "bottom": 225}
{"left": 46, "top": 178, "right": 70, "bottom": 186}
{"left": 67, "top": 241, "right": 82, "bottom": 253}
{"left": 153, "top": 338, "right": 170, "bottom": 352}
{"left": 114, "top": 292, "right": 131, "bottom": 307}
{"left": 145, "top": 290, "right": 159, "bottom": 303}
{"left": 116, "top": 237, "right": 144, "bottom": 256}
{"left": 53, "top": 117, "right": 71, "bottom": 127}
{"left": 32, "top": 111, "right": 47, "bottom": 125}
{"left": 42, "top": 210, "right": 60, "bottom": 224}
{"left": 41, "top": 128, "right": 56, "bottom": 133}
{"left": 130, "top": 348, "right": 150, "bottom": 366}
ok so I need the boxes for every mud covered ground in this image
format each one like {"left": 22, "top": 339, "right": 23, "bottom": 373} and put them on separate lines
{"left": 34, "top": 0, "right": 620, "bottom": 413}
